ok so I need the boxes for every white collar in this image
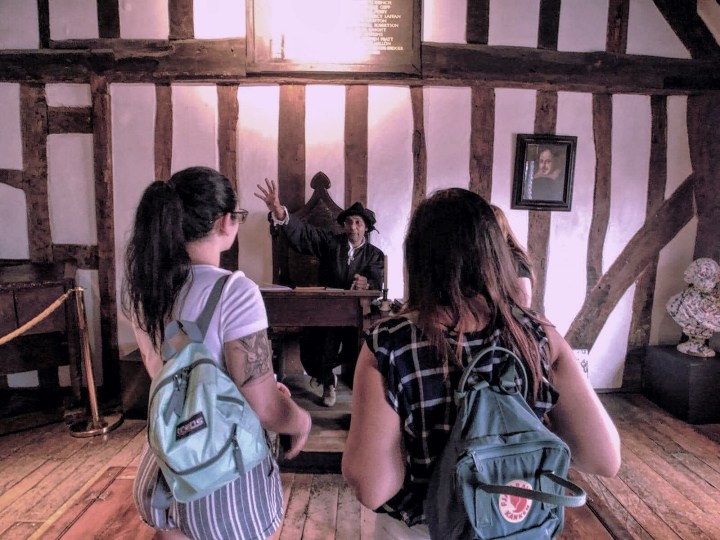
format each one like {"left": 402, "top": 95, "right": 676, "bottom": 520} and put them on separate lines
{"left": 347, "top": 238, "right": 365, "bottom": 262}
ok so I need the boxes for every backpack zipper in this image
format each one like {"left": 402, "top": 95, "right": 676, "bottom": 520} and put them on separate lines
{"left": 464, "top": 438, "right": 567, "bottom": 465}
{"left": 158, "top": 424, "right": 241, "bottom": 476}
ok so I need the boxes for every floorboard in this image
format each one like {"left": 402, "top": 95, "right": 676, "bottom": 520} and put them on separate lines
{"left": 1, "top": 394, "right": 719, "bottom": 539}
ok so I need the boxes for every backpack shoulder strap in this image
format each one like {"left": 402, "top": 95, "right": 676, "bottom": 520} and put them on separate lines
{"left": 457, "top": 345, "right": 528, "bottom": 401}
{"left": 161, "top": 274, "right": 230, "bottom": 360}
{"left": 195, "top": 274, "right": 230, "bottom": 338}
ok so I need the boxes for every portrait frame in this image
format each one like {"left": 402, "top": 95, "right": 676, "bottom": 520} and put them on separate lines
{"left": 511, "top": 134, "right": 577, "bottom": 211}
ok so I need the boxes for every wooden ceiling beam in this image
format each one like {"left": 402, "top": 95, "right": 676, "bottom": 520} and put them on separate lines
{"left": 0, "top": 39, "right": 245, "bottom": 83}
{"left": 421, "top": 43, "right": 720, "bottom": 93}
{"left": 0, "top": 41, "right": 718, "bottom": 93}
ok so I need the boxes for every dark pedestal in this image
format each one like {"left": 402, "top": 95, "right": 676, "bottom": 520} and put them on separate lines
{"left": 119, "top": 349, "right": 150, "bottom": 420}
{"left": 642, "top": 345, "right": 720, "bottom": 424}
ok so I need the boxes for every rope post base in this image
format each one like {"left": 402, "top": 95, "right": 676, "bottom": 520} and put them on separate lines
{"left": 69, "top": 287, "right": 124, "bottom": 438}
{"left": 70, "top": 412, "right": 124, "bottom": 437}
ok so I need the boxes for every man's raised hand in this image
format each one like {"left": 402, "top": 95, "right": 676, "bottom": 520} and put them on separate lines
{"left": 254, "top": 178, "right": 285, "bottom": 220}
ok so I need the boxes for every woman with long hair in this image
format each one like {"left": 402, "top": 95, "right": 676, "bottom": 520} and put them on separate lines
{"left": 342, "top": 188, "right": 619, "bottom": 539}
{"left": 491, "top": 204, "right": 534, "bottom": 307}
{"left": 124, "top": 166, "right": 311, "bottom": 540}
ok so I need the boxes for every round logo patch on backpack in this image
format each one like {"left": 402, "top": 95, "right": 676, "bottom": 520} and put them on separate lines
{"left": 499, "top": 480, "right": 533, "bottom": 523}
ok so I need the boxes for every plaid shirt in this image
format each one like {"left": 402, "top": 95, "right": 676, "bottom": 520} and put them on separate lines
{"left": 364, "top": 312, "right": 558, "bottom": 527}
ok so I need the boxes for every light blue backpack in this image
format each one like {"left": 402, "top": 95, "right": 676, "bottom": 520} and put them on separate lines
{"left": 424, "top": 345, "right": 586, "bottom": 539}
{"left": 147, "top": 275, "right": 269, "bottom": 503}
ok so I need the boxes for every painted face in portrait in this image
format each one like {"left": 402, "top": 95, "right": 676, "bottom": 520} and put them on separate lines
{"left": 537, "top": 149, "right": 555, "bottom": 177}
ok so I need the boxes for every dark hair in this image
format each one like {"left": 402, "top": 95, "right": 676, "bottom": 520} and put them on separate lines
{"left": 490, "top": 204, "right": 535, "bottom": 288}
{"left": 537, "top": 146, "right": 557, "bottom": 159}
{"left": 405, "top": 188, "right": 545, "bottom": 400}
{"left": 122, "top": 166, "right": 236, "bottom": 348}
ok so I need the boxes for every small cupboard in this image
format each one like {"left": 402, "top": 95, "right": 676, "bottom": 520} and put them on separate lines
{"left": 0, "top": 262, "right": 80, "bottom": 426}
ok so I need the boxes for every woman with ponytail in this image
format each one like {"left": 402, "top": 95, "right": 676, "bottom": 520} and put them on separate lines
{"left": 124, "top": 166, "right": 311, "bottom": 540}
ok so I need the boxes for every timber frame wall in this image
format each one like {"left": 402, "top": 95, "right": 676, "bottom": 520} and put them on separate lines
{"left": 0, "top": 0, "right": 719, "bottom": 395}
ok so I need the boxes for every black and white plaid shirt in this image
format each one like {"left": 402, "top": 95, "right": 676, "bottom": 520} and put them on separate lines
{"left": 364, "top": 312, "right": 558, "bottom": 527}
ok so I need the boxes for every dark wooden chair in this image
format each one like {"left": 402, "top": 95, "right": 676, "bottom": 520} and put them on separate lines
{"left": 270, "top": 171, "right": 344, "bottom": 288}
{"left": 268, "top": 171, "right": 344, "bottom": 380}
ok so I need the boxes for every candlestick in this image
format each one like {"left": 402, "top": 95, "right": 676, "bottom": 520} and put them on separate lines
{"left": 380, "top": 288, "right": 391, "bottom": 313}
{"left": 383, "top": 255, "right": 388, "bottom": 290}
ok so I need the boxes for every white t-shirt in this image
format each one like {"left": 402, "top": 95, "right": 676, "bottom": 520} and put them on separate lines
{"left": 174, "top": 265, "right": 268, "bottom": 368}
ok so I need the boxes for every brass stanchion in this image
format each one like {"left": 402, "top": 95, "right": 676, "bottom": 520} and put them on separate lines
{"left": 69, "top": 287, "right": 124, "bottom": 437}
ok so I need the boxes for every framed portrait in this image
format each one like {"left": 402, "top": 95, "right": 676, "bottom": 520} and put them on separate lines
{"left": 511, "top": 134, "right": 577, "bottom": 211}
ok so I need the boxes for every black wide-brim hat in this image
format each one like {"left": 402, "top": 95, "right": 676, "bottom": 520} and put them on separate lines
{"left": 337, "top": 202, "right": 377, "bottom": 232}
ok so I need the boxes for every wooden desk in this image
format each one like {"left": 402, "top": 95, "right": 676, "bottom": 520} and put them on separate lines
{"left": 119, "top": 288, "right": 383, "bottom": 418}
{"left": 261, "top": 288, "right": 380, "bottom": 329}
{"left": 260, "top": 288, "right": 381, "bottom": 382}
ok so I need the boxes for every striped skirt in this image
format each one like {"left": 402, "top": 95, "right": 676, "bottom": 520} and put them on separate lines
{"left": 134, "top": 442, "right": 283, "bottom": 539}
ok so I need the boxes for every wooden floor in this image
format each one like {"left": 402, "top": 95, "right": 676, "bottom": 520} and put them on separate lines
{"left": 1, "top": 391, "right": 719, "bottom": 539}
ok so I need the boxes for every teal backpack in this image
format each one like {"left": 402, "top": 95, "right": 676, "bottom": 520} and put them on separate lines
{"left": 147, "top": 275, "right": 269, "bottom": 503}
{"left": 424, "top": 345, "right": 586, "bottom": 539}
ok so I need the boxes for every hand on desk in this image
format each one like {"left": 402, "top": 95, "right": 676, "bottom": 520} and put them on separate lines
{"left": 351, "top": 274, "right": 370, "bottom": 290}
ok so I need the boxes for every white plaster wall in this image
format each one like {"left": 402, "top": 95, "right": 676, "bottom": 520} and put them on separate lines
{"left": 545, "top": 92, "right": 594, "bottom": 337}
{"left": 49, "top": 0, "right": 99, "bottom": 40}
{"left": 195, "top": 0, "right": 246, "bottom": 39}
{"left": 0, "top": 0, "right": 39, "bottom": 49}
{"left": 557, "top": 0, "right": 608, "bottom": 53}
{"left": 0, "top": 184, "right": 29, "bottom": 259}
{"left": 627, "top": 0, "right": 690, "bottom": 59}
{"left": 110, "top": 83, "right": 157, "bottom": 357}
{"left": 424, "top": 86, "right": 471, "bottom": 194}
{"left": 422, "top": 0, "right": 467, "bottom": 43}
{"left": 665, "top": 96, "right": 692, "bottom": 198}
{"left": 603, "top": 95, "right": 650, "bottom": 273}
{"left": 491, "top": 89, "right": 536, "bottom": 247}
{"left": 0, "top": 83, "right": 22, "bottom": 170}
{"left": 0, "top": 1, "right": 709, "bottom": 391}
{"left": 647, "top": 95, "right": 695, "bottom": 348}
{"left": 305, "top": 85, "right": 345, "bottom": 205}
{"left": 590, "top": 285, "right": 635, "bottom": 388}
{"left": 171, "top": 85, "right": 219, "bottom": 173}
{"left": 547, "top": 91, "right": 636, "bottom": 389}
{"left": 119, "top": 0, "right": 169, "bottom": 39}
{"left": 43, "top": 128, "right": 103, "bottom": 380}
{"left": 489, "top": 0, "right": 540, "bottom": 48}
{"left": 46, "top": 83, "right": 92, "bottom": 107}
{"left": 47, "top": 134, "right": 97, "bottom": 245}
{"left": 0, "top": 82, "right": 27, "bottom": 260}
{"left": 650, "top": 219, "right": 699, "bottom": 347}
{"left": 367, "top": 86, "right": 413, "bottom": 301}
{"left": 237, "top": 85, "right": 280, "bottom": 286}
{"left": 583, "top": 94, "right": 651, "bottom": 388}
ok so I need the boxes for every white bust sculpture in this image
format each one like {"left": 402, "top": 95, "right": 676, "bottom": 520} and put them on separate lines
{"left": 666, "top": 258, "right": 720, "bottom": 357}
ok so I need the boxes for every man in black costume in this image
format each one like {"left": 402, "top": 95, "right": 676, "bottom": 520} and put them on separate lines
{"left": 255, "top": 179, "right": 384, "bottom": 406}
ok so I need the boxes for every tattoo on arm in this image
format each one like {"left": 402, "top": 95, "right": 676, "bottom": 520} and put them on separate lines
{"left": 226, "top": 330, "right": 273, "bottom": 384}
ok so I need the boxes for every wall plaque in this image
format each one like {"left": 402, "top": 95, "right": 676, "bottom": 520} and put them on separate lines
{"left": 247, "top": 0, "right": 420, "bottom": 74}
